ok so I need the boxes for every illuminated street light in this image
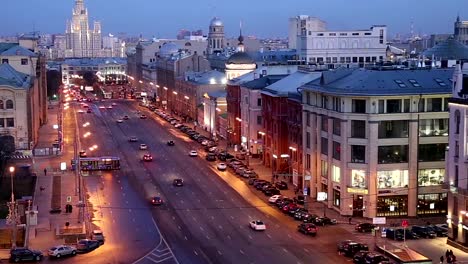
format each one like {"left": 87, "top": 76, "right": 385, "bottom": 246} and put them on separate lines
{"left": 139, "top": 80, "right": 143, "bottom": 84}
{"left": 216, "top": 108, "right": 221, "bottom": 112}
{"left": 150, "top": 82, "right": 154, "bottom": 85}
{"left": 184, "top": 96, "right": 189, "bottom": 100}
{"left": 163, "top": 87, "right": 168, "bottom": 90}
{"left": 173, "top": 91, "right": 178, "bottom": 95}
{"left": 236, "top": 117, "right": 242, "bottom": 122}
{"left": 258, "top": 131, "right": 266, "bottom": 136}
{"left": 156, "top": 85, "right": 160, "bottom": 88}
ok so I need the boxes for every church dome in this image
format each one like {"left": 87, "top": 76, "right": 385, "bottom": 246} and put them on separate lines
{"left": 159, "top": 42, "right": 180, "bottom": 57}
{"left": 210, "top": 17, "right": 223, "bottom": 27}
{"left": 227, "top": 52, "right": 255, "bottom": 65}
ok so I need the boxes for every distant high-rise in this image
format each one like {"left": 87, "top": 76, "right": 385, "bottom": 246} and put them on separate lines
{"left": 455, "top": 15, "right": 468, "bottom": 45}
{"left": 65, "top": 0, "right": 103, "bottom": 58}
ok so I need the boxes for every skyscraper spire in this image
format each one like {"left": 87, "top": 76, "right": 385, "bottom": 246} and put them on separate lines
{"left": 237, "top": 20, "right": 245, "bottom": 52}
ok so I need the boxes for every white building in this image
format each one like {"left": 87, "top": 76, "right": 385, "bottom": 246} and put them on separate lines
{"left": 301, "top": 67, "right": 452, "bottom": 218}
{"left": 447, "top": 62, "right": 468, "bottom": 249}
{"left": 294, "top": 17, "right": 387, "bottom": 68}
{"left": 455, "top": 15, "right": 468, "bottom": 45}
{"left": 61, "top": 58, "right": 127, "bottom": 85}
{"left": 65, "top": 0, "right": 104, "bottom": 58}
{"left": 207, "top": 17, "right": 225, "bottom": 55}
{"left": 288, "top": 15, "right": 326, "bottom": 50}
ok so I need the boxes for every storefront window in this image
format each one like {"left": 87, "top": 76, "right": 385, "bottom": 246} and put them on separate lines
{"left": 377, "top": 196, "right": 408, "bottom": 216}
{"left": 418, "top": 169, "right": 445, "bottom": 186}
{"left": 333, "top": 189, "right": 340, "bottom": 207}
{"left": 377, "top": 170, "right": 408, "bottom": 189}
{"left": 417, "top": 193, "right": 447, "bottom": 215}
{"left": 332, "top": 165, "right": 340, "bottom": 183}
{"left": 351, "top": 170, "right": 366, "bottom": 188}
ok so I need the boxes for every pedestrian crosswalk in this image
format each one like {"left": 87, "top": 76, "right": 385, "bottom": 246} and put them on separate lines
{"left": 10, "top": 155, "right": 31, "bottom": 159}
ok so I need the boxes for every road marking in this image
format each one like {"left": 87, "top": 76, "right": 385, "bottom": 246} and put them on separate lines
{"left": 230, "top": 216, "right": 234, "bottom": 220}
{"left": 282, "top": 248, "right": 288, "bottom": 253}
{"left": 192, "top": 191, "right": 195, "bottom": 195}
{"left": 180, "top": 200, "right": 184, "bottom": 204}
{"left": 218, "top": 225, "right": 223, "bottom": 230}
{"left": 200, "top": 226, "right": 204, "bottom": 231}
{"left": 303, "top": 248, "right": 309, "bottom": 253}
{"left": 128, "top": 208, "right": 131, "bottom": 212}
{"left": 287, "top": 234, "right": 292, "bottom": 239}
{"left": 267, "top": 234, "right": 272, "bottom": 239}
{"left": 146, "top": 256, "right": 158, "bottom": 263}
{"left": 132, "top": 218, "right": 135, "bottom": 222}
{"left": 194, "top": 251, "right": 198, "bottom": 256}
{"left": 184, "top": 236, "right": 188, "bottom": 240}
{"left": 172, "top": 216, "right": 176, "bottom": 220}
{"left": 239, "top": 225, "right": 244, "bottom": 229}
{"left": 178, "top": 225, "right": 182, "bottom": 230}
{"left": 217, "top": 250, "right": 222, "bottom": 255}
{"left": 248, "top": 235, "right": 253, "bottom": 240}
{"left": 240, "top": 249, "right": 245, "bottom": 255}
{"left": 224, "top": 191, "right": 227, "bottom": 194}
{"left": 210, "top": 216, "right": 214, "bottom": 220}
{"left": 206, "top": 235, "right": 210, "bottom": 240}
{"left": 197, "top": 199, "right": 201, "bottom": 203}
{"left": 192, "top": 216, "right": 197, "bottom": 222}
{"left": 275, "top": 224, "right": 280, "bottom": 228}
{"left": 227, "top": 235, "right": 231, "bottom": 240}
{"left": 248, "top": 215, "right": 252, "bottom": 219}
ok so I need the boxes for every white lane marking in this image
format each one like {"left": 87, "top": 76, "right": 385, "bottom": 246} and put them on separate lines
{"left": 192, "top": 191, "right": 195, "bottom": 195}
{"left": 192, "top": 216, "right": 197, "bottom": 222}
{"left": 230, "top": 216, "right": 234, "bottom": 220}
{"left": 210, "top": 216, "right": 214, "bottom": 220}
{"left": 218, "top": 225, "right": 223, "bottom": 230}
{"left": 146, "top": 256, "right": 158, "bottom": 263}
{"left": 248, "top": 235, "right": 253, "bottom": 240}
{"left": 303, "top": 248, "right": 309, "bottom": 253}
{"left": 206, "top": 235, "right": 210, "bottom": 240}
{"left": 224, "top": 191, "right": 227, "bottom": 194}
{"left": 180, "top": 200, "right": 184, "bottom": 204}
{"left": 287, "top": 234, "right": 292, "bottom": 239}
{"left": 128, "top": 209, "right": 131, "bottom": 212}
{"left": 239, "top": 249, "right": 245, "bottom": 255}
{"left": 126, "top": 201, "right": 129, "bottom": 204}
{"left": 184, "top": 236, "right": 188, "bottom": 240}
{"left": 172, "top": 216, "right": 176, "bottom": 220}
{"left": 132, "top": 218, "right": 135, "bottom": 222}
{"left": 200, "top": 226, "right": 204, "bottom": 231}
{"left": 217, "top": 250, "right": 222, "bottom": 255}
{"left": 267, "top": 234, "right": 272, "bottom": 239}
{"left": 197, "top": 199, "right": 201, "bottom": 203}
{"left": 178, "top": 225, "right": 182, "bottom": 230}
{"left": 194, "top": 251, "right": 198, "bottom": 256}
{"left": 227, "top": 235, "right": 231, "bottom": 240}
{"left": 282, "top": 248, "right": 288, "bottom": 253}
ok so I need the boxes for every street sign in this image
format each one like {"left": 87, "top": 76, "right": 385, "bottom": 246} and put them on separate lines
{"left": 402, "top": 219, "right": 409, "bottom": 227}
{"left": 67, "top": 196, "right": 72, "bottom": 203}
{"left": 305, "top": 175, "right": 311, "bottom": 180}
{"left": 381, "top": 228, "right": 387, "bottom": 238}
{"left": 317, "top": 192, "right": 327, "bottom": 201}
{"left": 303, "top": 188, "right": 308, "bottom": 195}
{"left": 373, "top": 217, "right": 386, "bottom": 225}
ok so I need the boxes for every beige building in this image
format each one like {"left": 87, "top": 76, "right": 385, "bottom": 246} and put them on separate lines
{"left": 301, "top": 68, "right": 452, "bottom": 218}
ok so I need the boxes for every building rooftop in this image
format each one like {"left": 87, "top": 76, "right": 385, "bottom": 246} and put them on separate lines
{"left": 207, "top": 90, "right": 227, "bottom": 98}
{"left": 302, "top": 67, "right": 453, "bottom": 96}
{"left": 263, "top": 70, "right": 321, "bottom": 97}
{"left": 0, "top": 63, "right": 32, "bottom": 89}
{"left": 226, "top": 51, "right": 255, "bottom": 65}
{"left": 242, "top": 75, "right": 287, "bottom": 90}
{"left": 186, "top": 70, "right": 226, "bottom": 85}
{"left": 62, "top": 57, "right": 127, "bottom": 66}
{"left": 422, "top": 37, "right": 468, "bottom": 60}
{"left": 0, "top": 43, "right": 37, "bottom": 57}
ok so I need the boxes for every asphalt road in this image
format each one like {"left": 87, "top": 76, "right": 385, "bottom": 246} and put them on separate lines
{"left": 75, "top": 99, "right": 352, "bottom": 264}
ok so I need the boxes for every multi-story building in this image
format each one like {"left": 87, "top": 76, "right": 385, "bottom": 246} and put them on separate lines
{"left": 301, "top": 67, "right": 452, "bottom": 218}
{"left": 261, "top": 69, "right": 320, "bottom": 189}
{"left": 0, "top": 41, "right": 48, "bottom": 151}
{"left": 288, "top": 15, "right": 326, "bottom": 50}
{"left": 61, "top": 58, "right": 127, "bottom": 85}
{"left": 455, "top": 15, "right": 468, "bottom": 45}
{"left": 207, "top": 17, "right": 225, "bottom": 55}
{"left": 295, "top": 19, "right": 387, "bottom": 68}
{"left": 447, "top": 62, "right": 468, "bottom": 250}
{"left": 65, "top": 0, "right": 104, "bottom": 58}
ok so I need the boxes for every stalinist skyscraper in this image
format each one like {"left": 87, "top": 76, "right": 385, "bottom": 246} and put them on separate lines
{"left": 65, "top": 0, "right": 103, "bottom": 58}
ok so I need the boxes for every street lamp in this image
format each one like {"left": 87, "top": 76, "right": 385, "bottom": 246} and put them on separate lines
{"left": 7, "top": 166, "right": 18, "bottom": 248}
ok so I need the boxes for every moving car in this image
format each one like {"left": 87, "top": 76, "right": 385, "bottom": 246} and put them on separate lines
{"left": 86, "top": 108, "right": 92, "bottom": 113}
{"left": 76, "top": 239, "right": 100, "bottom": 253}
{"left": 129, "top": 136, "right": 138, "bottom": 142}
{"left": 249, "top": 220, "right": 266, "bottom": 231}
{"left": 268, "top": 195, "right": 283, "bottom": 203}
{"left": 173, "top": 179, "right": 184, "bottom": 187}
{"left": 217, "top": 163, "right": 227, "bottom": 171}
{"left": 91, "top": 230, "right": 105, "bottom": 244}
{"left": 140, "top": 114, "right": 147, "bottom": 119}
{"left": 139, "top": 144, "right": 148, "bottom": 150}
{"left": 341, "top": 242, "right": 368, "bottom": 257}
{"left": 189, "top": 150, "right": 198, "bottom": 157}
{"left": 116, "top": 119, "right": 123, "bottom": 123}
{"left": 151, "top": 196, "right": 163, "bottom": 205}
{"left": 167, "top": 140, "right": 175, "bottom": 146}
{"left": 123, "top": 115, "right": 129, "bottom": 120}
{"left": 48, "top": 245, "right": 77, "bottom": 258}
{"left": 142, "top": 154, "right": 153, "bottom": 161}
{"left": 315, "top": 216, "right": 337, "bottom": 226}
{"left": 79, "top": 150, "right": 87, "bottom": 158}
{"left": 364, "top": 253, "right": 389, "bottom": 264}
{"left": 353, "top": 250, "right": 370, "bottom": 263}
{"left": 107, "top": 106, "right": 113, "bottom": 109}
{"left": 275, "top": 181, "right": 288, "bottom": 190}
{"left": 111, "top": 102, "right": 117, "bottom": 106}
{"left": 10, "top": 248, "right": 43, "bottom": 262}
{"left": 206, "top": 153, "right": 217, "bottom": 161}
{"left": 355, "top": 223, "right": 376, "bottom": 233}
{"left": 297, "top": 223, "right": 317, "bottom": 236}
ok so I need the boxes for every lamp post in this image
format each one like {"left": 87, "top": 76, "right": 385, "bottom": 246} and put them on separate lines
{"left": 258, "top": 131, "right": 266, "bottom": 163}
{"left": 7, "top": 166, "right": 18, "bottom": 248}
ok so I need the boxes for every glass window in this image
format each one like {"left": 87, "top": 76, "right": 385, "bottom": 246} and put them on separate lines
{"left": 0, "top": 100, "right": 3, "bottom": 109}
{"left": 351, "top": 145, "right": 365, "bottom": 163}
{"left": 418, "top": 144, "right": 447, "bottom": 162}
{"left": 306, "top": 92, "right": 310, "bottom": 105}
{"left": 455, "top": 110, "right": 461, "bottom": 134}
{"left": 2, "top": 59, "right": 8, "bottom": 64}
{"left": 351, "top": 170, "right": 366, "bottom": 188}
{"left": 419, "top": 119, "right": 448, "bottom": 137}
{"left": 321, "top": 160, "right": 328, "bottom": 177}
{"left": 0, "top": 118, "right": 4, "bottom": 127}
{"left": 377, "top": 196, "right": 408, "bottom": 216}
{"left": 386, "top": 99, "right": 401, "bottom": 113}
{"left": 6, "top": 118, "right": 14, "bottom": 127}
{"left": 378, "top": 100, "right": 385, "bottom": 113}
{"left": 333, "top": 190, "right": 340, "bottom": 207}
{"left": 332, "top": 118, "right": 341, "bottom": 136}
{"left": 321, "top": 137, "right": 328, "bottom": 155}
{"left": 332, "top": 141, "right": 341, "bottom": 160}
{"left": 378, "top": 120, "right": 409, "bottom": 138}
{"left": 5, "top": 100, "right": 13, "bottom": 109}
{"left": 418, "top": 169, "right": 445, "bottom": 186}
{"left": 321, "top": 116, "right": 328, "bottom": 132}
{"left": 352, "top": 99, "right": 366, "bottom": 113}
{"left": 351, "top": 120, "right": 366, "bottom": 138}
{"left": 306, "top": 132, "right": 310, "bottom": 149}
{"left": 378, "top": 145, "right": 408, "bottom": 164}
{"left": 21, "top": 58, "right": 28, "bottom": 65}
{"left": 332, "top": 165, "right": 340, "bottom": 183}
{"left": 417, "top": 193, "right": 447, "bottom": 215}
{"left": 306, "top": 112, "right": 310, "bottom": 127}
{"left": 418, "top": 98, "right": 425, "bottom": 112}
{"left": 426, "top": 98, "right": 442, "bottom": 112}
{"left": 377, "top": 170, "right": 409, "bottom": 189}
{"left": 257, "top": 115, "right": 262, "bottom": 125}
{"left": 403, "top": 99, "right": 410, "bottom": 113}
{"left": 306, "top": 154, "right": 311, "bottom": 170}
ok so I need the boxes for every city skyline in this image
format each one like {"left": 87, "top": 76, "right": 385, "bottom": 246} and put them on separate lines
{"left": 1, "top": 0, "right": 467, "bottom": 39}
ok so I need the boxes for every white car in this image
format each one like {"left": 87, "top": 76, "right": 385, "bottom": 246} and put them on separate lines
{"left": 189, "top": 150, "right": 198, "bottom": 157}
{"left": 139, "top": 144, "right": 148, "bottom": 150}
{"left": 116, "top": 119, "right": 123, "bottom": 123}
{"left": 249, "top": 220, "right": 266, "bottom": 231}
{"left": 268, "top": 195, "right": 283, "bottom": 203}
{"left": 111, "top": 102, "right": 117, "bottom": 106}
{"left": 92, "top": 230, "right": 105, "bottom": 244}
{"left": 48, "top": 245, "right": 77, "bottom": 258}
{"left": 201, "top": 140, "right": 209, "bottom": 146}
{"left": 217, "top": 163, "right": 227, "bottom": 171}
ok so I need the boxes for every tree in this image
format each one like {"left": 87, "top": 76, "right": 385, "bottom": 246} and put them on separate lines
{"left": 46, "top": 69, "right": 61, "bottom": 99}
{"left": 0, "top": 136, "right": 15, "bottom": 184}
{"left": 82, "top": 71, "right": 98, "bottom": 86}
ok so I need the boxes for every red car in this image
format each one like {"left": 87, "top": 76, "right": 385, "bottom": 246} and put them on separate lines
{"left": 142, "top": 154, "right": 153, "bottom": 161}
{"left": 282, "top": 203, "right": 299, "bottom": 213}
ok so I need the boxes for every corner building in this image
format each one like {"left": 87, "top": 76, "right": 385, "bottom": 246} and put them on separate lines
{"left": 301, "top": 68, "right": 452, "bottom": 218}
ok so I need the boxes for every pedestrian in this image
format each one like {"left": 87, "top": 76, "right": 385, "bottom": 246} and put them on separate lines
{"left": 446, "top": 250, "right": 450, "bottom": 259}
{"left": 44, "top": 168, "right": 47, "bottom": 176}
{"left": 294, "top": 186, "right": 298, "bottom": 195}
{"left": 40, "top": 186, "right": 45, "bottom": 192}
{"left": 449, "top": 250, "right": 454, "bottom": 257}
{"left": 440, "top": 255, "right": 444, "bottom": 264}
{"left": 348, "top": 217, "right": 352, "bottom": 225}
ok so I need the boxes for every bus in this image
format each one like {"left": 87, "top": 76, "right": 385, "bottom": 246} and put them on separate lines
{"left": 79, "top": 157, "right": 120, "bottom": 171}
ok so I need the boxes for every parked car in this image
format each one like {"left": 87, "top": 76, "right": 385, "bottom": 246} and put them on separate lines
{"left": 355, "top": 223, "right": 376, "bottom": 233}
{"left": 91, "top": 230, "right": 105, "bottom": 244}
{"left": 151, "top": 196, "right": 163, "bottom": 205}
{"left": 76, "top": 239, "right": 100, "bottom": 253}
{"left": 206, "top": 153, "right": 217, "bottom": 161}
{"left": 297, "top": 223, "right": 317, "bottom": 236}
{"left": 411, "top": 225, "right": 436, "bottom": 238}
{"left": 341, "top": 242, "right": 368, "bottom": 257}
{"left": 364, "top": 253, "right": 389, "bottom": 264}
{"left": 294, "top": 208, "right": 309, "bottom": 220}
{"left": 302, "top": 214, "right": 320, "bottom": 224}
{"left": 10, "top": 248, "right": 43, "bottom": 262}
{"left": 295, "top": 195, "right": 305, "bottom": 205}
{"left": 167, "top": 140, "right": 175, "bottom": 146}
{"left": 275, "top": 181, "right": 288, "bottom": 190}
{"left": 315, "top": 216, "right": 337, "bottom": 226}
{"left": 264, "top": 187, "right": 280, "bottom": 196}
{"left": 395, "top": 228, "right": 419, "bottom": 239}
{"left": 385, "top": 228, "right": 404, "bottom": 241}
{"left": 48, "top": 245, "right": 77, "bottom": 258}
{"left": 282, "top": 203, "right": 299, "bottom": 214}
{"left": 353, "top": 250, "right": 370, "bottom": 264}
{"left": 427, "top": 225, "right": 448, "bottom": 237}
{"left": 337, "top": 240, "right": 355, "bottom": 252}
{"left": 217, "top": 163, "right": 227, "bottom": 171}
{"left": 268, "top": 195, "right": 283, "bottom": 203}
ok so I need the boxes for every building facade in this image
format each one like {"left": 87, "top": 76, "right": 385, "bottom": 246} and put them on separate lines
{"left": 61, "top": 58, "right": 127, "bottom": 85}
{"left": 288, "top": 15, "right": 327, "bottom": 50}
{"left": 207, "top": 17, "right": 225, "bottom": 55}
{"left": 455, "top": 15, "right": 468, "bottom": 45}
{"left": 296, "top": 23, "right": 387, "bottom": 68}
{"left": 301, "top": 68, "right": 452, "bottom": 218}
{"left": 447, "top": 62, "right": 468, "bottom": 250}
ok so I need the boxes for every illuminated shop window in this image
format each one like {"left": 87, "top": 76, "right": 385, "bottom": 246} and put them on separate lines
{"left": 377, "top": 170, "right": 408, "bottom": 189}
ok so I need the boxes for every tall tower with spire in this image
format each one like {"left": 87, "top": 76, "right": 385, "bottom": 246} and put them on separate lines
{"left": 65, "top": 0, "right": 103, "bottom": 57}
{"left": 207, "top": 17, "right": 225, "bottom": 55}
{"left": 454, "top": 14, "right": 468, "bottom": 45}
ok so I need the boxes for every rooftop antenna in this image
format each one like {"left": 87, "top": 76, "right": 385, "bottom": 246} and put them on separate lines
{"left": 410, "top": 17, "right": 414, "bottom": 39}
